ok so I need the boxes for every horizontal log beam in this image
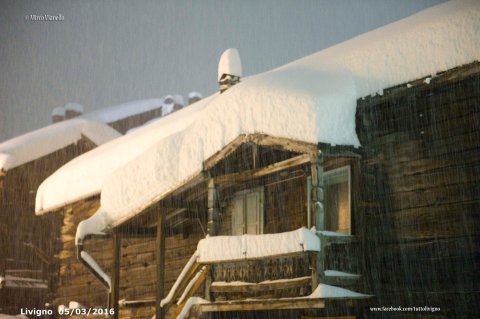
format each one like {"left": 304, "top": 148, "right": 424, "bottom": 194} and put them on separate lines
{"left": 203, "top": 134, "right": 317, "bottom": 171}
{"left": 203, "top": 135, "right": 248, "bottom": 170}
{"left": 198, "top": 298, "right": 326, "bottom": 312}
{"left": 214, "top": 154, "right": 311, "bottom": 184}
{"left": 210, "top": 276, "right": 311, "bottom": 293}
{"left": 200, "top": 251, "right": 308, "bottom": 265}
{"left": 249, "top": 134, "right": 317, "bottom": 156}
{"left": 119, "top": 299, "right": 156, "bottom": 308}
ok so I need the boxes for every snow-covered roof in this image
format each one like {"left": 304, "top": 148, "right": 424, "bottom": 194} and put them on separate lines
{"left": 81, "top": 99, "right": 164, "bottom": 124}
{"left": 35, "top": 96, "right": 212, "bottom": 214}
{"left": 40, "top": 1, "right": 480, "bottom": 229}
{"left": 0, "top": 119, "right": 120, "bottom": 171}
{"left": 92, "top": 0, "right": 480, "bottom": 227}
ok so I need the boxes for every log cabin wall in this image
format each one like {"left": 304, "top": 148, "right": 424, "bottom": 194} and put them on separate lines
{"left": 108, "top": 108, "right": 163, "bottom": 134}
{"left": 356, "top": 62, "right": 480, "bottom": 318}
{"left": 118, "top": 223, "right": 204, "bottom": 319}
{"left": 52, "top": 196, "right": 110, "bottom": 309}
{"left": 218, "top": 174, "right": 307, "bottom": 236}
{"left": 52, "top": 196, "right": 206, "bottom": 319}
{"left": 0, "top": 137, "right": 97, "bottom": 314}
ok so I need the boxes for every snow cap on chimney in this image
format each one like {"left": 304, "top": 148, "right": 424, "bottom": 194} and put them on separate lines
{"left": 51, "top": 106, "right": 66, "bottom": 123}
{"left": 188, "top": 91, "right": 202, "bottom": 105}
{"left": 162, "top": 95, "right": 184, "bottom": 116}
{"left": 218, "top": 48, "right": 242, "bottom": 93}
{"left": 64, "top": 103, "right": 84, "bottom": 119}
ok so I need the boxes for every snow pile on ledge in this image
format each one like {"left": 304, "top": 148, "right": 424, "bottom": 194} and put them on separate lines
{"left": 35, "top": 97, "right": 212, "bottom": 214}
{"left": 196, "top": 228, "right": 320, "bottom": 263}
{"left": 82, "top": 99, "right": 164, "bottom": 124}
{"left": 307, "top": 284, "right": 370, "bottom": 299}
{"left": 75, "top": 209, "right": 111, "bottom": 244}
{"left": 324, "top": 270, "right": 360, "bottom": 278}
{"left": 0, "top": 119, "right": 120, "bottom": 171}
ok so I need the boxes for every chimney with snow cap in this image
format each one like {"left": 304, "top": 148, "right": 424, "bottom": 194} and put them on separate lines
{"left": 64, "top": 103, "right": 84, "bottom": 119}
{"left": 162, "top": 95, "right": 184, "bottom": 116}
{"left": 188, "top": 91, "right": 202, "bottom": 105}
{"left": 51, "top": 106, "right": 65, "bottom": 123}
{"left": 173, "top": 95, "right": 184, "bottom": 112}
{"left": 218, "top": 48, "right": 242, "bottom": 93}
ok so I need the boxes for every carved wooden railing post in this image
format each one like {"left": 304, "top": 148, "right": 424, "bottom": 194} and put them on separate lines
{"left": 310, "top": 252, "right": 318, "bottom": 292}
{"left": 204, "top": 265, "right": 212, "bottom": 301}
{"left": 310, "top": 152, "right": 324, "bottom": 230}
{"left": 207, "top": 178, "right": 218, "bottom": 236}
{"left": 310, "top": 151, "right": 325, "bottom": 285}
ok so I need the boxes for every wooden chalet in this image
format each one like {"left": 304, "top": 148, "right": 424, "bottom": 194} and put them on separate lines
{"left": 73, "top": 99, "right": 169, "bottom": 135}
{"left": 69, "top": 62, "right": 479, "bottom": 319}
{"left": 0, "top": 97, "right": 184, "bottom": 315}
{"left": 34, "top": 2, "right": 480, "bottom": 318}
{"left": 32, "top": 95, "right": 201, "bottom": 315}
{"left": 93, "top": 133, "right": 370, "bottom": 319}
{"left": 0, "top": 119, "right": 120, "bottom": 315}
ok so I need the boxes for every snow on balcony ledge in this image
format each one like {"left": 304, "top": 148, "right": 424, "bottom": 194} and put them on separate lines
{"left": 196, "top": 227, "right": 320, "bottom": 263}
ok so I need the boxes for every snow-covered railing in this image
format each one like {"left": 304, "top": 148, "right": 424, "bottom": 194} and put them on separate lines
{"left": 160, "top": 252, "right": 200, "bottom": 308}
{"left": 196, "top": 227, "right": 320, "bottom": 263}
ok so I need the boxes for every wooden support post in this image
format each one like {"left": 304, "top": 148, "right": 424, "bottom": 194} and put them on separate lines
{"left": 207, "top": 178, "right": 218, "bottom": 236}
{"left": 306, "top": 175, "right": 312, "bottom": 228}
{"left": 204, "top": 266, "right": 212, "bottom": 301}
{"left": 310, "top": 154, "right": 324, "bottom": 230}
{"left": 310, "top": 152, "right": 325, "bottom": 286}
{"left": 317, "top": 233, "right": 327, "bottom": 283}
{"left": 156, "top": 209, "right": 166, "bottom": 319}
{"left": 252, "top": 143, "right": 258, "bottom": 169}
{"left": 110, "top": 233, "right": 121, "bottom": 319}
{"left": 310, "top": 252, "right": 318, "bottom": 292}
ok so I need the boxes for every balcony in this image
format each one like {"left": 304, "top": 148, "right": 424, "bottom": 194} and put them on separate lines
{"left": 153, "top": 228, "right": 370, "bottom": 318}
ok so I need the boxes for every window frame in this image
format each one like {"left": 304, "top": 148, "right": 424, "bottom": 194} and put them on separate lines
{"left": 230, "top": 187, "right": 264, "bottom": 235}
{"left": 324, "top": 165, "right": 352, "bottom": 235}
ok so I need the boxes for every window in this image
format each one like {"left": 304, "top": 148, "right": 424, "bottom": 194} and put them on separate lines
{"left": 231, "top": 187, "right": 264, "bottom": 235}
{"left": 324, "top": 166, "right": 351, "bottom": 234}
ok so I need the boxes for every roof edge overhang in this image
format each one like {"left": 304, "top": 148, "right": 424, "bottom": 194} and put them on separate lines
{"left": 35, "top": 191, "right": 101, "bottom": 215}
{"left": 111, "top": 133, "right": 319, "bottom": 229}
